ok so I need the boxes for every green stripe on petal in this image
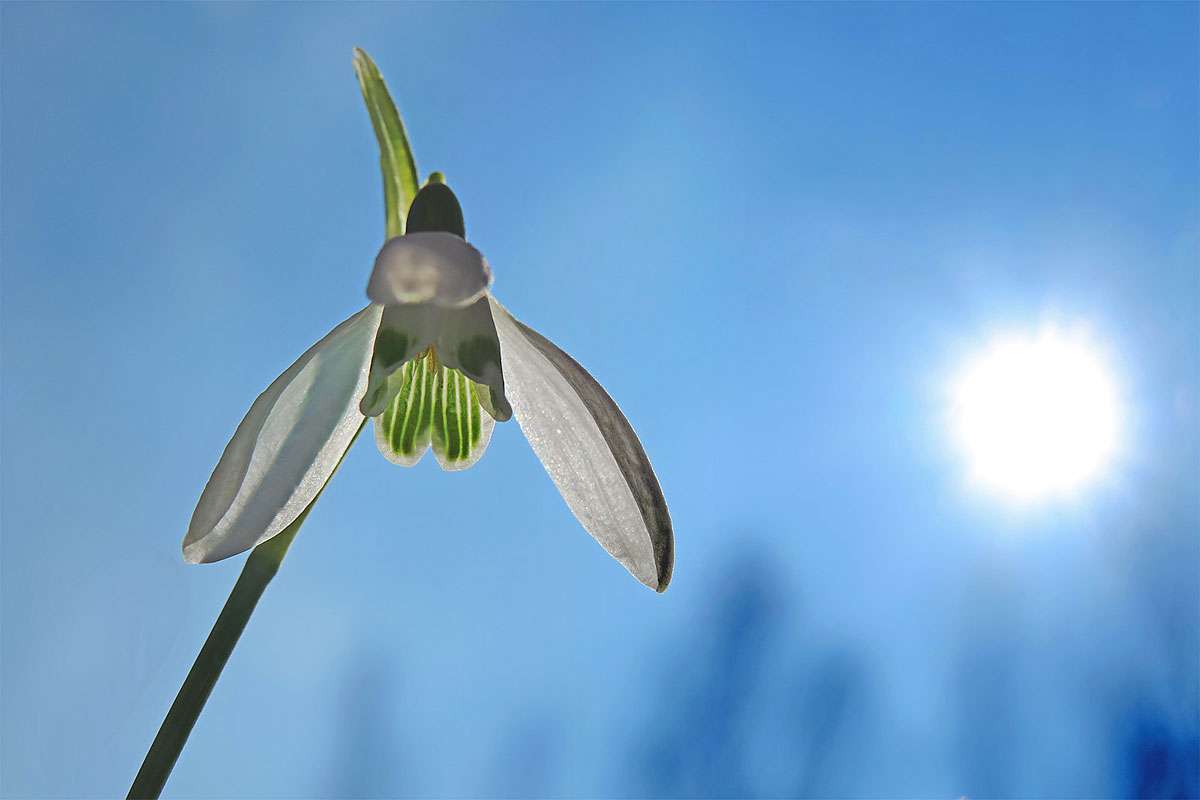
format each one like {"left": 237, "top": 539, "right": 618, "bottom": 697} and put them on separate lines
{"left": 374, "top": 353, "right": 494, "bottom": 470}
{"left": 375, "top": 356, "right": 432, "bottom": 466}
{"left": 432, "top": 367, "right": 459, "bottom": 463}
{"left": 431, "top": 364, "right": 495, "bottom": 472}
{"left": 374, "top": 360, "right": 422, "bottom": 465}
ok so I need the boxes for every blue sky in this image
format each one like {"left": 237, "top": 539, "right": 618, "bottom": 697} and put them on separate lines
{"left": 2, "top": 3, "right": 1197, "bottom": 797}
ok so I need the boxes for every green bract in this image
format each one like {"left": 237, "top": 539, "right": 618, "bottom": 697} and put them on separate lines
{"left": 182, "top": 49, "right": 674, "bottom": 592}
{"left": 354, "top": 47, "right": 418, "bottom": 239}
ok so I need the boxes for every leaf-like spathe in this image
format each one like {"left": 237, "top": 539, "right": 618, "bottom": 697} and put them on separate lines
{"left": 353, "top": 48, "right": 419, "bottom": 238}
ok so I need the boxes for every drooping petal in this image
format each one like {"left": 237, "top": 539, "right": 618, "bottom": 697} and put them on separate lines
{"left": 373, "top": 356, "right": 436, "bottom": 466}
{"left": 183, "top": 304, "right": 382, "bottom": 563}
{"left": 373, "top": 353, "right": 497, "bottom": 471}
{"left": 362, "top": 295, "right": 510, "bottom": 421}
{"left": 366, "top": 232, "right": 491, "bottom": 308}
{"left": 359, "top": 303, "right": 439, "bottom": 417}
{"left": 436, "top": 296, "right": 511, "bottom": 421}
{"left": 430, "top": 365, "right": 496, "bottom": 471}
{"left": 488, "top": 297, "right": 674, "bottom": 591}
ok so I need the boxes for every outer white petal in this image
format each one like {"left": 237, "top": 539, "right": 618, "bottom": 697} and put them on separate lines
{"left": 366, "top": 232, "right": 491, "bottom": 308}
{"left": 489, "top": 297, "right": 673, "bottom": 591}
{"left": 183, "top": 304, "right": 383, "bottom": 563}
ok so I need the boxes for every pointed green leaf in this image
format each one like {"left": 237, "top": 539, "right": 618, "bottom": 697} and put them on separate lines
{"left": 353, "top": 47, "right": 419, "bottom": 238}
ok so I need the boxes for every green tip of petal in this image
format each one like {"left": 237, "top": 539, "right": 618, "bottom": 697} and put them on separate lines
{"left": 427, "top": 171, "right": 446, "bottom": 185}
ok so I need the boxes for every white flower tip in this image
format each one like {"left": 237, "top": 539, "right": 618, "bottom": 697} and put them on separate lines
{"left": 182, "top": 537, "right": 214, "bottom": 564}
{"left": 367, "top": 232, "right": 491, "bottom": 309}
{"left": 182, "top": 523, "right": 246, "bottom": 564}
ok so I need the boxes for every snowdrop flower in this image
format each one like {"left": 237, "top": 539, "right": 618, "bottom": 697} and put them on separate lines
{"left": 181, "top": 58, "right": 673, "bottom": 592}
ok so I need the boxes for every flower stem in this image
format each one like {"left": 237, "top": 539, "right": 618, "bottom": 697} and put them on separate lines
{"left": 128, "top": 422, "right": 365, "bottom": 799}
{"left": 132, "top": 48, "right": 413, "bottom": 798}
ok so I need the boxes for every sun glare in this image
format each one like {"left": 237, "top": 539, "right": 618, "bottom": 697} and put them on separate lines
{"left": 951, "top": 327, "right": 1121, "bottom": 501}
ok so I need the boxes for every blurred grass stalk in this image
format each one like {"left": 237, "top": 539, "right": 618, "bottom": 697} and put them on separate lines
{"left": 127, "top": 48, "right": 416, "bottom": 798}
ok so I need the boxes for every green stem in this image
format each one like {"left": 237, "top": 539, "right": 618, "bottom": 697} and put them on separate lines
{"left": 132, "top": 48, "right": 415, "bottom": 798}
{"left": 128, "top": 422, "right": 365, "bottom": 799}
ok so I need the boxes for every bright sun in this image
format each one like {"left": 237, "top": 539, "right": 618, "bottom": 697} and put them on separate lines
{"left": 951, "top": 327, "right": 1122, "bottom": 501}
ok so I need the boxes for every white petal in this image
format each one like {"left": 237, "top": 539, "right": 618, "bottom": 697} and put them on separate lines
{"left": 489, "top": 297, "right": 673, "bottom": 591}
{"left": 429, "top": 366, "right": 498, "bottom": 472}
{"left": 371, "top": 355, "right": 435, "bottom": 467}
{"left": 361, "top": 298, "right": 511, "bottom": 421}
{"left": 436, "top": 297, "right": 511, "bottom": 421}
{"left": 359, "top": 303, "right": 439, "bottom": 417}
{"left": 366, "top": 232, "right": 491, "bottom": 308}
{"left": 183, "top": 304, "right": 383, "bottom": 563}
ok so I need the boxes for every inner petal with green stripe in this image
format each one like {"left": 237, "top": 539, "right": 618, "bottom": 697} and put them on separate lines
{"left": 374, "top": 350, "right": 496, "bottom": 471}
